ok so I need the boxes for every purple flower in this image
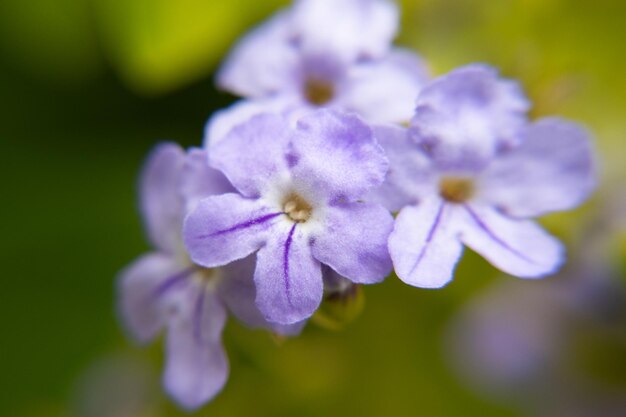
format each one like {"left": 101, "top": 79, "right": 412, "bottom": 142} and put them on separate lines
{"left": 446, "top": 266, "right": 626, "bottom": 416}
{"left": 184, "top": 110, "right": 394, "bottom": 325}
{"left": 205, "top": 0, "right": 429, "bottom": 145}
{"left": 371, "top": 64, "right": 596, "bottom": 288}
{"left": 117, "top": 143, "right": 301, "bottom": 410}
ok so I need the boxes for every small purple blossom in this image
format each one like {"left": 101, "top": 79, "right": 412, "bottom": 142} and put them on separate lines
{"left": 184, "top": 110, "right": 394, "bottom": 325}
{"left": 205, "top": 0, "right": 429, "bottom": 145}
{"left": 446, "top": 264, "right": 626, "bottom": 417}
{"left": 117, "top": 143, "right": 301, "bottom": 410}
{"left": 370, "top": 64, "right": 596, "bottom": 288}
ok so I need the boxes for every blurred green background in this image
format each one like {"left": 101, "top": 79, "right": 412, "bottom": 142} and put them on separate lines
{"left": 1, "top": 0, "right": 625, "bottom": 416}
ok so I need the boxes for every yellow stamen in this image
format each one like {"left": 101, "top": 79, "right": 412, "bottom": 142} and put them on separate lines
{"left": 283, "top": 193, "right": 313, "bottom": 223}
{"left": 439, "top": 177, "right": 475, "bottom": 203}
{"left": 304, "top": 78, "right": 334, "bottom": 106}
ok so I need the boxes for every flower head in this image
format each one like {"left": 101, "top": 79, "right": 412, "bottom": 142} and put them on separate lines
{"left": 370, "top": 64, "right": 596, "bottom": 288}
{"left": 117, "top": 143, "right": 301, "bottom": 410}
{"left": 206, "top": 0, "right": 429, "bottom": 145}
{"left": 184, "top": 110, "right": 394, "bottom": 324}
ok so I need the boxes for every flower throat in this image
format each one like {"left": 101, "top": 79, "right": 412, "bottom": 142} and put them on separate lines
{"left": 283, "top": 193, "right": 313, "bottom": 223}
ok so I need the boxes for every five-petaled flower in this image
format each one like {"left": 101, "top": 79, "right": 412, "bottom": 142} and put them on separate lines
{"left": 205, "top": 0, "right": 429, "bottom": 146}
{"left": 118, "top": 143, "right": 301, "bottom": 410}
{"left": 370, "top": 64, "right": 596, "bottom": 288}
{"left": 184, "top": 110, "right": 394, "bottom": 325}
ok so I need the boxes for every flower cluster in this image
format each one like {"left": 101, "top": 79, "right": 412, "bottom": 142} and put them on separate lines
{"left": 117, "top": 0, "right": 596, "bottom": 410}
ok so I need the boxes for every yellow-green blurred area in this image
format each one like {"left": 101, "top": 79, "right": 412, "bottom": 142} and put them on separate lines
{"left": 1, "top": 1, "right": 625, "bottom": 416}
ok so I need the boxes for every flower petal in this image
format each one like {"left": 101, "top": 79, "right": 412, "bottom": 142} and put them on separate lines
{"left": 410, "top": 64, "right": 529, "bottom": 171}
{"left": 218, "top": 255, "right": 305, "bottom": 336}
{"left": 184, "top": 193, "right": 282, "bottom": 267}
{"left": 204, "top": 97, "right": 296, "bottom": 147}
{"left": 217, "top": 255, "right": 264, "bottom": 328}
{"left": 180, "top": 148, "right": 234, "bottom": 213}
{"left": 365, "top": 124, "right": 438, "bottom": 211}
{"left": 140, "top": 142, "right": 186, "bottom": 253}
{"left": 480, "top": 118, "right": 596, "bottom": 218}
{"left": 459, "top": 204, "right": 565, "bottom": 278}
{"left": 389, "top": 198, "right": 464, "bottom": 288}
{"left": 311, "top": 202, "right": 393, "bottom": 283}
{"left": 254, "top": 223, "right": 323, "bottom": 325}
{"left": 209, "top": 113, "right": 293, "bottom": 197}
{"left": 117, "top": 253, "right": 184, "bottom": 343}
{"left": 342, "top": 48, "right": 429, "bottom": 123}
{"left": 163, "top": 287, "right": 228, "bottom": 410}
{"left": 216, "top": 11, "right": 299, "bottom": 97}
{"left": 291, "top": 0, "right": 398, "bottom": 62}
{"left": 291, "top": 110, "right": 388, "bottom": 201}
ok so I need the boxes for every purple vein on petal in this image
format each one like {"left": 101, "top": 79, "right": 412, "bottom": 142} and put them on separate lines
{"left": 283, "top": 224, "right": 298, "bottom": 308}
{"left": 409, "top": 202, "right": 446, "bottom": 276}
{"left": 463, "top": 204, "right": 536, "bottom": 264}
{"left": 192, "top": 287, "right": 206, "bottom": 344}
{"left": 152, "top": 266, "right": 196, "bottom": 299}
{"left": 196, "top": 212, "right": 283, "bottom": 239}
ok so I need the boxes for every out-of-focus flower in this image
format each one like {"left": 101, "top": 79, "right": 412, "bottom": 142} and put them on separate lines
{"left": 184, "top": 110, "right": 393, "bottom": 325}
{"left": 205, "top": 0, "right": 429, "bottom": 145}
{"left": 370, "top": 64, "right": 596, "bottom": 288}
{"left": 118, "top": 143, "right": 302, "bottom": 410}
{"left": 446, "top": 264, "right": 626, "bottom": 417}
